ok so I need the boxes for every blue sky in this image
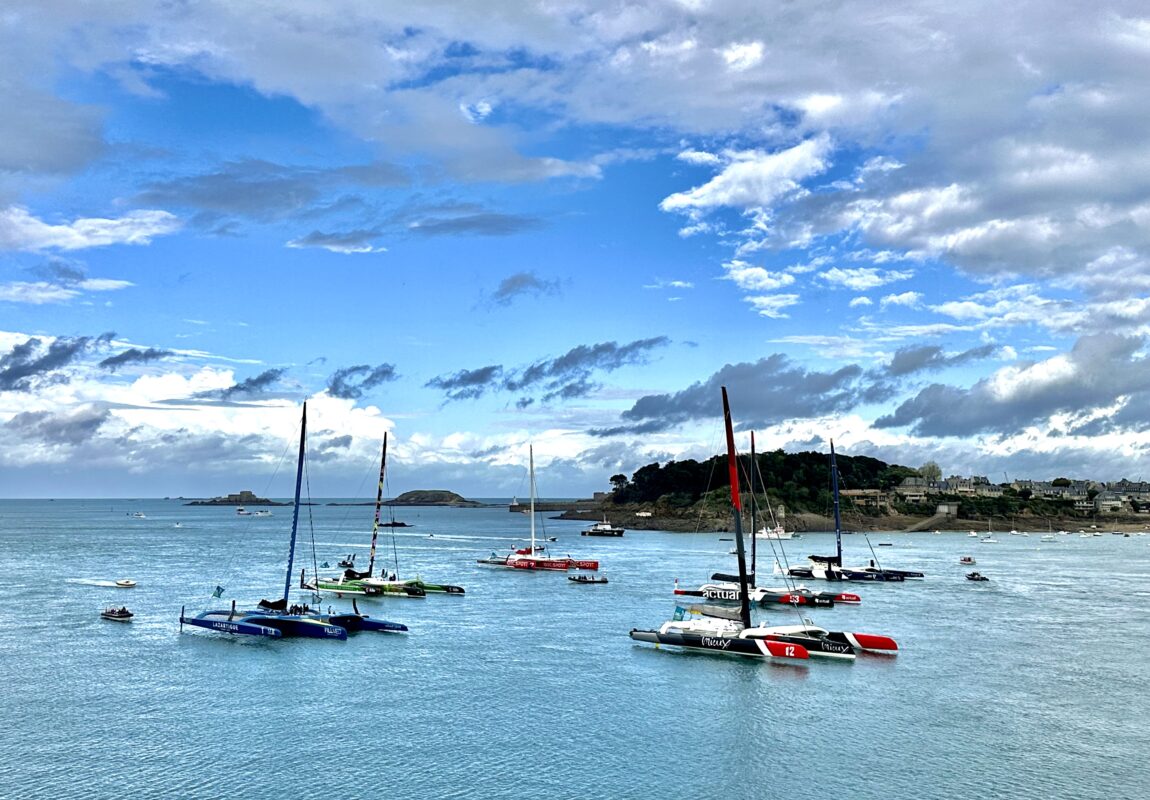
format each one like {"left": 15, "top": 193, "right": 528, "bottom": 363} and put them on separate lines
{"left": 4, "top": 1, "right": 1150, "bottom": 499}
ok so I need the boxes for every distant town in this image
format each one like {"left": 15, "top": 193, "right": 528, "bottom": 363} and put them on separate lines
{"left": 850, "top": 475, "right": 1150, "bottom": 518}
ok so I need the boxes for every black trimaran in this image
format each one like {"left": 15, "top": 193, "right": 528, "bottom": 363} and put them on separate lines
{"left": 783, "top": 441, "right": 924, "bottom": 582}
{"left": 679, "top": 431, "right": 860, "bottom": 608}
{"left": 629, "top": 388, "right": 810, "bottom": 661}
{"left": 631, "top": 389, "right": 900, "bottom": 661}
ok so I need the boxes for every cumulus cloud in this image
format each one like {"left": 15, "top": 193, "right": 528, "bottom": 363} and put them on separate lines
{"left": 875, "top": 334, "right": 1150, "bottom": 436}
{"left": 592, "top": 354, "right": 868, "bottom": 436}
{"left": 884, "top": 344, "right": 998, "bottom": 377}
{"left": 0, "top": 207, "right": 180, "bottom": 252}
{"left": 660, "top": 136, "right": 833, "bottom": 214}
{"left": 819, "top": 266, "right": 914, "bottom": 291}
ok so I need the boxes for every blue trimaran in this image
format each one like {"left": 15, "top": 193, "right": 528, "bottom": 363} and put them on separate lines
{"left": 180, "top": 403, "right": 407, "bottom": 639}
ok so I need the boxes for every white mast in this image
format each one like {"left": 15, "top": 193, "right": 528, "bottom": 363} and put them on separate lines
{"left": 529, "top": 445, "right": 536, "bottom": 552}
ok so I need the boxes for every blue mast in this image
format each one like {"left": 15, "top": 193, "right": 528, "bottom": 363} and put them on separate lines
{"left": 282, "top": 403, "right": 307, "bottom": 604}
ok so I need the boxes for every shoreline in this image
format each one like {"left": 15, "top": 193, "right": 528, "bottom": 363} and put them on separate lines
{"left": 557, "top": 507, "right": 1150, "bottom": 534}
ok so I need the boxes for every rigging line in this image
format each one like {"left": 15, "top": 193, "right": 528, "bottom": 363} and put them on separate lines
{"left": 739, "top": 450, "right": 796, "bottom": 592}
{"left": 303, "top": 448, "right": 321, "bottom": 586}
{"left": 384, "top": 456, "right": 401, "bottom": 578}
{"left": 863, "top": 533, "right": 883, "bottom": 572}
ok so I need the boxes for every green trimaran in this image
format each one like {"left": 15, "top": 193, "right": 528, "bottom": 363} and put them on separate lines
{"left": 300, "top": 434, "right": 464, "bottom": 598}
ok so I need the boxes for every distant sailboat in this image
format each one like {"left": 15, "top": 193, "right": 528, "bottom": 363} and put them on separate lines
{"left": 478, "top": 446, "right": 599, "bottom": 572}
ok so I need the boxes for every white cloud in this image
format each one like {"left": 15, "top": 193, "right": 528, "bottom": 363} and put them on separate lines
{"left": 0, "top": 282, "right": 81, "bottom": 304}
{"left": 0, "top": 277, "right": 133, "bottom": 305}
{"left": 880, "top": 291, "right": 923, "bottom": 309}
{"left": 460, "top": 100, "right": 494, "bottom": 123}
{"left": 819, "top": 266, "right": 913, "bottom": 291}
{"left": 720, "top": 41, "right": 764, "bottom": 72}
{"left": 0, "top": 206, "right": 181, "bottom": 252}
{"left": 745, "top": 293, "right": 800, "bottom": 318}
{"left": 659, "top": 136, "right": 833, "bottom": 213}
{"left": 723, "top": 259, "right": 795, "bottom": 292}
{"left": 676, "top": 149, "right": 722, "bottom": 166}
{"left": 849, "top": 296, "right": 873, "bottom": 307}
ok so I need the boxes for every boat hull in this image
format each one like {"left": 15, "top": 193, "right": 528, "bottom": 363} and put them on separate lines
{"left": 629, "top": 629, "right": 808, "bottom": 660}
{"left": 324, "top": 613, "right": 408, "bottom": 633}
{"left": 179, "top": 609, "right": 284, "bottom": 638}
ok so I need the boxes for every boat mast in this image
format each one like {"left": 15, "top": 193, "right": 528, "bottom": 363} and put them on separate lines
{"left": 749, "top": 431, "right": 757, "bottom": 586}
{"left": 282, "top": 403, "right": 308, "bottom": 604}
{"left": 529, "top": 445, "right": 536, "bottom": 553}
{"left": 721, "top": 387, "right": 752, "bottom": 630}
{"left": 830, "top": 439, "right": 842, "bottom": 567}
{"left": 367, "top": 433, "right": 387, "bottom": 578}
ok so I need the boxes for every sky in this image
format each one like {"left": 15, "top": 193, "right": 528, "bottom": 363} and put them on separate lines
{"left": 4, "top": 1, "right": 1150, "bottom": 499}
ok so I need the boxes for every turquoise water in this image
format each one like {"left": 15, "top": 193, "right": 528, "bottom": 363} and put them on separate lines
{"left": 2, "top": 499, "right": 1148, "bottom": 799}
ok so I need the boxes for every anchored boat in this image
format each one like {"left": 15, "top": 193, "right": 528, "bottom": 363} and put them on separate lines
{"left": 180, "top": 404, "right": 407, "bottom": 640}
{"left": 629, "top": 387, "right": 809, "bottom": 663}
{"left": 478, "top": 446, "right": 599, "bottom": 572}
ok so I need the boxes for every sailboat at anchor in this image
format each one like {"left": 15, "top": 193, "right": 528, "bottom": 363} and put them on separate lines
{"left": 180, "top": 404, "right": 408, "bottom": 639}
{"left": 302, "top": 434, "right": 462, "bottom": 597}
{"left": 629, "top": 387, "right": 809, "bottom": 662}
{"left": 477, "top": 445, "right": 599, "bottom": 572}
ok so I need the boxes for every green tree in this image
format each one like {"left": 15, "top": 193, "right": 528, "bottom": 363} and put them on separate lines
{"left": 919, "top": 461, "right": 942, "bottom": 482}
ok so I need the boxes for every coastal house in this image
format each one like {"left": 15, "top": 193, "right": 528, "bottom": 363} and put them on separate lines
{"left": 840, "top": 488, "right": 890, "bottom": 511}
{"left": 894, "top": 477, "right": 932, "bottom": 503}
{"left": 1093, "top": 492, "right": 1127, "bottom": 514}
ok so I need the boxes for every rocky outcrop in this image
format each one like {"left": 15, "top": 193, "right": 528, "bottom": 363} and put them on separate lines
{"left": 389, "top": 490, "right": 485, "bottom": 507}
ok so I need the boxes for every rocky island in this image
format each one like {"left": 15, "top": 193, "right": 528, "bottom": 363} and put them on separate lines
{"left": 185, "top": 490, "right": 286, "bottom": 507}
{"left": 388, "top": 490, "right": 486, "bottom": 507}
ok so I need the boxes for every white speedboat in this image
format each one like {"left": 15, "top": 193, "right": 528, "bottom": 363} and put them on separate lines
{"left": 755, "top": 524, "right": 794, "bottom": 540}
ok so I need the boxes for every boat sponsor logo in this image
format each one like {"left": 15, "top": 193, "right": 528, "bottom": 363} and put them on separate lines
{"left": 702, "top": 588, "right": 740, "bottom": 600}
{"left": 210, "top": 621, "right": 243, "bottom": 633}
{"left": 700, "top": 637, "right": 732, "bottom": 650}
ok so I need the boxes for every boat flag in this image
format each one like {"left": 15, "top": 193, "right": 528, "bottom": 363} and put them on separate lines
{"left": 212, "top": 585, "right": 225, "bottom": 598}
{"left": 673, "top": 606, "right": 686, "bottom": 621}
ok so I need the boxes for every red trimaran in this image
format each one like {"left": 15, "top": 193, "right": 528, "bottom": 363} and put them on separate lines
{"left": 477, "top": 445, "right": 598, "bottom": 572}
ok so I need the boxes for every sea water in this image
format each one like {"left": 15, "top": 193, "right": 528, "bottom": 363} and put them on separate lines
{"left": 2, "top": 499, "right": 1148, "bottom": 799}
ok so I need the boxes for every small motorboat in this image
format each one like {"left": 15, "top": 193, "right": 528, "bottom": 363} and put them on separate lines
{"left": 337, "top": 553, "right": 357, "bottom": 569}
{"left": 115, "top": 579, "right": 137, "bottom": 588}
{"left": 966, "top": 571, "right": 989, "bottom": 582}
{"left": 959, "top": 556, "right": 975, "bottom": 565}
{"left": 568, "top": 574, "right": 608, "bottom": 584}
{"left": 101, "top": 606, "right": 134, "bottom": 621}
